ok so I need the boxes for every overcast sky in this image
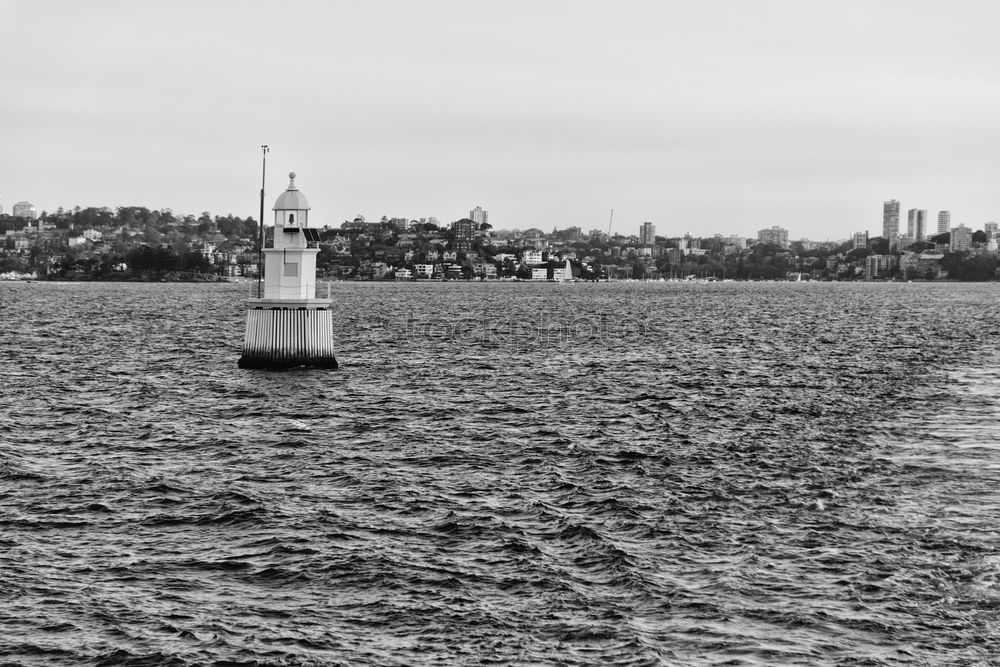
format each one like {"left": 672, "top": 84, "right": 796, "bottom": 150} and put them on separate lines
{"left": 3, "top": 1, "right": 998, "bottom": 239}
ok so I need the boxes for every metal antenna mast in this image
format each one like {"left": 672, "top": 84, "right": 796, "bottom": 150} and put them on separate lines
{"left": 257, "top": 145, "right": 269, "bottom": 296}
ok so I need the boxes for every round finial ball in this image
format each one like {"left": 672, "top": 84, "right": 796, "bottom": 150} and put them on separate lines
{"left": 289, "top": 171, "right": 296, "bottom": 179}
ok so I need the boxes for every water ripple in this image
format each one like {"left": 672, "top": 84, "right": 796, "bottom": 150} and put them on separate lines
{"left": 1, "top": 280, "right": 998, "bottom": 665}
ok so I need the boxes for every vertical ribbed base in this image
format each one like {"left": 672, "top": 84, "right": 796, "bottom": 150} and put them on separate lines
{"left": 238, "top": 308, "right": 338, "bottom": 370}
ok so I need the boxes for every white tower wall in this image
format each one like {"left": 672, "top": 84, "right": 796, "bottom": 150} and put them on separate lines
{"left": 262, "top": 248, "right": 319, "bottom": 300}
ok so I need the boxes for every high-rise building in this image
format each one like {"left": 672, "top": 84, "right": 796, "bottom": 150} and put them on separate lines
{"left": 883, "top": 199, "right": 900, "bottom": 239}
{"left": 852, "top": 231, "right": 869, "bottom": 250}
{"left": 985, "top": 221, "right": 998, "bottom": 241}
{"left": 907, "top": 209, "right": 926, "bottom": 242}
{"left": 470, "top": 206, "right": 488, "bottom": 227}
{"left": 950, "top": 224, "right": 973, "bottom": 253}
{"left": 452, "top": 218, "right": 476, "bottom": 251}
{"left": 12, "top": 201, "right": 36, "bottom": 220}
{"left": 937, "top": 210, "right": 951, "bottom": 235}
{"left": 757, "top": 226, "right": 789, "bottom": 248}
{"left": 757, "top": 225, "right": 788, "bottom": 248}
{"left": 639, "top": 221, "right": 656, "bottom": 245}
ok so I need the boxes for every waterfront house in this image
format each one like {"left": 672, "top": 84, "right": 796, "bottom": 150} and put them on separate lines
{"left": 522, "top": 250, "right": 544, "bottom": 265}
{"left": 472, "top": 263, "right": 497, "bottom": 279}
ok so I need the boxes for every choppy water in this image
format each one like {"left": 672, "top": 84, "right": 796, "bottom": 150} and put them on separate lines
{"left": 1, "top": 280, "right": 999, "bottom": 666}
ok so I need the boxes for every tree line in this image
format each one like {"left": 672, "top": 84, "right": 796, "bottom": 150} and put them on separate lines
{"left": 0, "top": 207, "right": 258, "bottom": 239}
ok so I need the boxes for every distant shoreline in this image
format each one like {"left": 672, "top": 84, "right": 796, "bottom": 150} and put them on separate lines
{"left": 4, "top": 275, "right": 997, "bottom": 285}
{"left": 0, "top": 271, "right": 228, "bottom": 283}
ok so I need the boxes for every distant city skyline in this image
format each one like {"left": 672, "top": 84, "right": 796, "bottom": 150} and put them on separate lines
{"left": 3, "top": 2, "right": 999, "bottom": 239}
{"left": 5, "top": 193, "right": 997, "bottom": 245}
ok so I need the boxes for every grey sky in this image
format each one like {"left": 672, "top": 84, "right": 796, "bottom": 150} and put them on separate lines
{"left": 3, "top": 0, "right": 998, "bottom": 239}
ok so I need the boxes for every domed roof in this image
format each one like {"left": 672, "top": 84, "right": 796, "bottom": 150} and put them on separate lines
{"left": 273, "top": 172, "right": 311, "bottom": 211}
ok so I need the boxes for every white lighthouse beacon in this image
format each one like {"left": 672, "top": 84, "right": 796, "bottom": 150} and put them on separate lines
{"left": 238, "top": 171, "right": 338, "bottom": 369}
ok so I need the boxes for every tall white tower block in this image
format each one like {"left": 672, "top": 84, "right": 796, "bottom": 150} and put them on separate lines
{"left": 238, "top": 172, "right": 338, "bottom": 369}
